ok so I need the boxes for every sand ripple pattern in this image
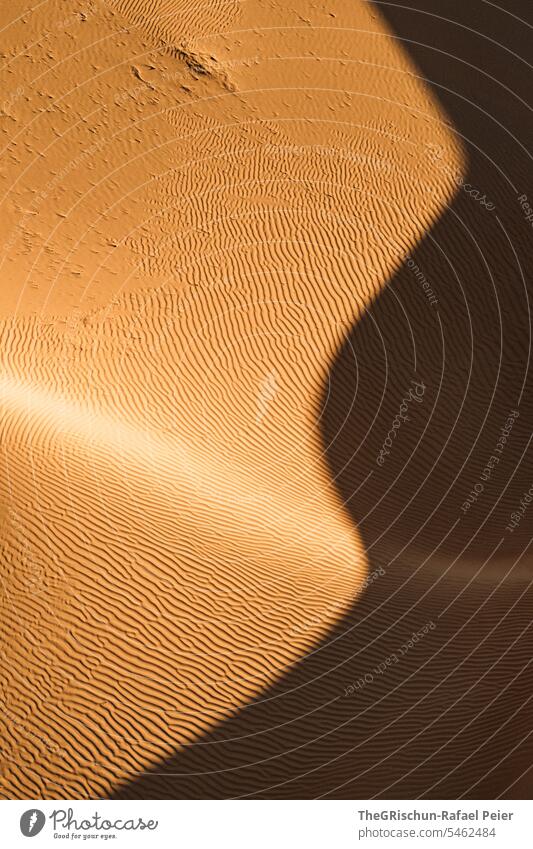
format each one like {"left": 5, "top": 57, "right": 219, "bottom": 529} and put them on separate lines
{"left": 0, "top": 0, "right": 532, "bottom": 800}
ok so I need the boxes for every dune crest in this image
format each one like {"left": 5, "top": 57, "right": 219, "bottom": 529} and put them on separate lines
{"left": 0, "top": 0, "right": 481, "bottom": 799}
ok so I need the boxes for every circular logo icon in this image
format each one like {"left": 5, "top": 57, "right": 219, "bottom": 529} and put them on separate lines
{"left": 20, "top": 809, "right": 46, "bottom": 837}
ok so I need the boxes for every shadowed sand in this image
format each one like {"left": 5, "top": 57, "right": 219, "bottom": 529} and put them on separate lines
{"left": 110, "top": 0, "right": 533, "bottom": 799}
{"left": 0, "top": 0, "right": 532, "bottom": 800}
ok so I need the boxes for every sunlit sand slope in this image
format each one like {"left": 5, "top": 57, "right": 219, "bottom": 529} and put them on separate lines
{"left": 4, "top": 0, "right": 515, "bottom": 800}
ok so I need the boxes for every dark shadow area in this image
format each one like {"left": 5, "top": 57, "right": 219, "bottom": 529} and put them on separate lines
{"left": 110, "top": 0, "right": 533, "bottom": 798}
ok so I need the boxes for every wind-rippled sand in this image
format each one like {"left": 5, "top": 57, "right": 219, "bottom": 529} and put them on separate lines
{"left": 1, "top": 0, "right": 532, "bottom": 798}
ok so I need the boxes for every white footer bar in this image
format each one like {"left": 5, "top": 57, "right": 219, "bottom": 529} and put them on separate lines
{"left": 1, "top": 799, "right": 530, "bottom": 848}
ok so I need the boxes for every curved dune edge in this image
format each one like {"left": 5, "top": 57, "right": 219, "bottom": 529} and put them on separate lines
{"left": 0, "top": 0, "right": 466, "bottom": 798}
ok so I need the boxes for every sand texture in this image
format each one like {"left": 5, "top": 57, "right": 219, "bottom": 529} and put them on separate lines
{"left": 1, "top": 0, "right": 532, "bottom": 798}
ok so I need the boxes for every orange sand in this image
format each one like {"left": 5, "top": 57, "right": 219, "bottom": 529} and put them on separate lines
{"left": 1, "top": 0, "right": 531, "bottom": 799}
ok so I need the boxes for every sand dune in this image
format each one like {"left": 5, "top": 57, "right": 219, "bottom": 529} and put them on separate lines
{"left": 1, "top": 0, "right": 532, "bottom": 799}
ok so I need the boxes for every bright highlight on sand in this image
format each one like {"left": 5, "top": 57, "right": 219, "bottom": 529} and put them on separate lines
{"left": 1, "top": 0, "right": 530, "bottom": 804}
